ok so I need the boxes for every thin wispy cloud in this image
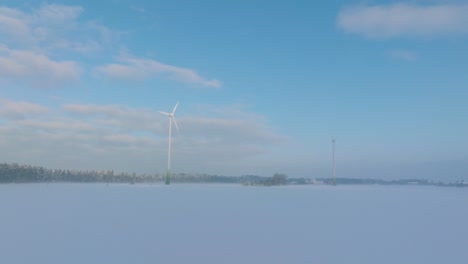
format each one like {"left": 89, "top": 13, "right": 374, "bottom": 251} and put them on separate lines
{"left": 0, "top": 45, "right": 81, "bottom": 88}
{"left": 0, "top": 4, "right": 93, "bottom": 49}
{"left": 62, "top": 103, "right": 164, "bottom": 133}
{"left": 337, "top": 3, "right": 468, "bottom": 38}
{"left": 0, "top": 4, "right": 107, "bottom": 88}
{"left": 0, "top": 99, "right": 49, "bottom": 119}
{"left": 388, "top": 50, "right": 418, "bottom": 61}
{"left": 15, "top": 119, "right": 96, "bottom": 132}
{"left": 130, "top": 5, "right": 145, "bottom": 13}
{"left": 33, "top": 4, "right": 83, "bottom": 23}
{"left": 95, "top": 55, "right": 222, "bottom": 88}
{"left": 0, "top": 3, "right": 221, "bottom": 89}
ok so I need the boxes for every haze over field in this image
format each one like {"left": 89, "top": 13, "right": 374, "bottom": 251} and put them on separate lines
{"left": 0, "top": 0, "right": 467, "bottom": 180}
{"left": 1, "top": 184, "right": 467, "bottom": 264}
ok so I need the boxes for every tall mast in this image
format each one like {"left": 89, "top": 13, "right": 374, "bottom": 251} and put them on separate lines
{"left": 332, "top": 137, "right": 336, "bottom": 186}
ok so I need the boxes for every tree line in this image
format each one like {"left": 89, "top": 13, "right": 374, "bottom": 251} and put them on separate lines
{"left": 0, "top": 162, "right": 294, "bottom": 185}
{"left": 0, "top": 163, "right": 156, "bottom": 183}
{"left": 1, "top": 162, "right": 464, "bottom": 187}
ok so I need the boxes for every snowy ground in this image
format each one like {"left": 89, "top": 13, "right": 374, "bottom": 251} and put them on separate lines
{"left": 0, "top": 183, "right": 467, "bottom": 264}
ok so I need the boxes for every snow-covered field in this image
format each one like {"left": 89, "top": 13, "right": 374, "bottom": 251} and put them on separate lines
{"left": 0, "top": 183, "right": 467, "bottom": 264}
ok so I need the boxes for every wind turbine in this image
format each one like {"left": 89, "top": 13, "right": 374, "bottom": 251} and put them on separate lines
{"left": 159, "top": 102, "right": 179, "bottom": 185}
{"left": 332, "top": 137, "right": 336, "bottom": 186}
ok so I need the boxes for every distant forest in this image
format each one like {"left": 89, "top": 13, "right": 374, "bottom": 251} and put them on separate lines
{"left": 0, "top": 162, "right": 466, "bottom": 187}
{"left": 0, "top": 162, "right": 292, "bottom": 186}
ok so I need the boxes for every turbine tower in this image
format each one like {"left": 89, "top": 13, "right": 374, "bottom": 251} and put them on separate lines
{"left": 332, "top": 137, "right": 336, "bottom": 186}
{"left": 159, "top": 102, "right": 179, "bottom": 185}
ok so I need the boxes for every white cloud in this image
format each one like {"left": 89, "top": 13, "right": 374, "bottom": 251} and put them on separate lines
{"left": 180, "top": 116, "right": 283, "bottom": 145}
{"left": 0, "top": 45, "right": 81, "bottom": 87}
{"left": 0, "top": 99, "right": 49, "bottom": 119}
{"left": 337, "top": 3, "right": 468, "bottom": 38}
{"left": 62, "top": 103, "right": 164, "bottom": 133}
{"left": 0, "top": 3, "right": 221, "bottom": 89}
{"left": 0, "top": 99, "right": 283, "bottom": 175}
{"left": 95, "top": 55, "right": 222, "bottom": 88}
{"left": 0, "top": 7, "right": 30, "bottom": 42}
{"left": 0, "top": 4, "right": 92, "bottom": 49}
{"left": 388, "top": 50, "right": 418, "bottom": 61}
{"left": 0, "top": 4, "right": 109, "bottom": 87}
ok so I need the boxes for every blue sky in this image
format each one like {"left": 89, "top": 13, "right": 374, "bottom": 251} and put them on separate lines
{"left": 0, "top": 0, "right": 467, "bottom": 180}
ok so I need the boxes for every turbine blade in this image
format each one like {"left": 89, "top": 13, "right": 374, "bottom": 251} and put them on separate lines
{"left": 172, "top": 117, "right": 180, "bottom": 134}
{"left": 172, "top": 101, "right": 179, "bottom": 114}
{"left": 159, "top": 111, "right": 171, "bottom": 116}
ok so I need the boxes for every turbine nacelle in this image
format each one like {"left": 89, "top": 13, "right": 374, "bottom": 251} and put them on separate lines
{"left": 159, "top": 111, "right": 173, "bottom": 117}
{"left": 159, "top": 102, "right": 179, "bottom": 133}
